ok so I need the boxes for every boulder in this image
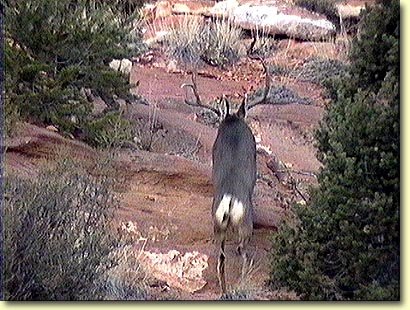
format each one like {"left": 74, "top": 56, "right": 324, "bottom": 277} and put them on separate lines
{"left": 232, "top": 5, "right": 336, "bottom": 41}
{"left": 172, "top": 1, "right": 215, "bottom": 15}
{"left": 208, "top": 0, "right": 239, "bottom": 17}
{"left": 172, "top": 3, "right": 191, "bottom": 14}
{"left": 155, "top": 1, "right": 173, "bottom": 19}
{"left": 109, "top": 58, "right": 133, "bottom": 75}
{"left": 143, "top": 1, "right": 336, "bottom": 42}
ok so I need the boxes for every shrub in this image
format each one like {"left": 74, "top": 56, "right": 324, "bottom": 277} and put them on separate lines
{"left": 3, "top": 0, "right": 145, "bottom": 146}
{"left": 349, "top": 0, "right": 400, "bottom": 94}
{"left": 269, "top": 0, "right": 399, "bottom": 300}
{"left": 296, "top": 57, "right": 348, "bottom": 86}
{"left": 3, "top": 158, "right": 143, "bottom": 300}
{"left": 268, "top": 57, "right": 348, "bottom": 89}
{"left": 165, "top": 16, "right": 205, "bottom": 66}
{"left": 247, "top": 28, "right": 278, "bottom": 58}
{"left": 99, "top": 245, "right": 149, "bottom": 300}
{"left": 249, "top": 85, "right": 313, "bottom": 106}
{"left": 85, "top": 111, "right": 134, "bottom": 148}
{"left": 164, "top": 16, "right": 243, "bottom": 68}
{"left": 202, "top": 18, "right": 244, "bottom": 68}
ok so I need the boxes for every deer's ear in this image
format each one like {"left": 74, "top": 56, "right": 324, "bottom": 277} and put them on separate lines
{"left": 237, "top": 97, "right": 246, "bottom": 119}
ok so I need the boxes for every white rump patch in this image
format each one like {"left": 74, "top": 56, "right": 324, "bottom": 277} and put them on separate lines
{"left": 215, "top": 194, "right": 232, "bottom": 228}
{"left": 230, "top": 198, "right": 245, "bottom": 225}
{"left": 215, "top": 194, "right": 245, "bottom": 227}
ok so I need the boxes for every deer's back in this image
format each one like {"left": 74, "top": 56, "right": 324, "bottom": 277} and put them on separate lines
{"left": 212, "top": 116, "right": 257, "bottom": 204}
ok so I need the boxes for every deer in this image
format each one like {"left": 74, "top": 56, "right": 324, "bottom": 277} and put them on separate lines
{"left": 181, "top": 59, "right": 271, "bottom": 294}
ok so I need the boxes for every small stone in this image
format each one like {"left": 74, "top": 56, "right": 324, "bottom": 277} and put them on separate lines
{"left": 46, "top": 125, "right": 58, "bottom": 132}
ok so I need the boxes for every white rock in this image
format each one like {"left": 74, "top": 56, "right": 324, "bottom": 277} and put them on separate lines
{"left": 232, "top": 5, "right": 335, "bottom": 41}
{"left": 172, "top": 3, "right": 191, "bottom": 15}
{"left": 46, "top": 125, "right": 58, "bottom": 132}
{"left": 209, "top": 0, "right": 240, "bottom": 17}
{"left": 139, "top": 250, "right": 208, "bottom": 293}
{"left": 109, "top": 58, "right": 133, "bottom": 75}
{"left": 336, "top": 3, "right": 365, "bottom": 19}
{"left": 233, "top": 5, "right": 278, "bottom": 25}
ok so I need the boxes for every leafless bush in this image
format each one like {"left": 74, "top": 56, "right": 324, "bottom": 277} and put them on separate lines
{"left": 133, "top": 104, "right": 163, "bottom": 151}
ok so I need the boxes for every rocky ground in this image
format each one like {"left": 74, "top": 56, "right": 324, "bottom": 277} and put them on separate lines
{"left": 4, "top": 0, "right": 374, "bottom": 300}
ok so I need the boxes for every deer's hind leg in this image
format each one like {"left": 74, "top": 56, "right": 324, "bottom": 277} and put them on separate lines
{"left": 237, "top": 214, "right": 253, "bottom": 282}
{"left": 217, "top": 238, "right": 227, "bottom": 294}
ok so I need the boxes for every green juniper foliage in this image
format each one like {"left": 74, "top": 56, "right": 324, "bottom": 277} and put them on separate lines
{"left": 269, "top": 0, "right": 399, "bottom": 300}
{"left": 4, "top": 0, "right": 145, "bottom": 146}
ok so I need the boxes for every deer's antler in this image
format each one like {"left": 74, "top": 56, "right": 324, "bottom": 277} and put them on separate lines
{"left": 247, "top": 57, "right": 271, "bottom": 110}
{"left": 181, "top": 71, "right": 221, "bottom": 117}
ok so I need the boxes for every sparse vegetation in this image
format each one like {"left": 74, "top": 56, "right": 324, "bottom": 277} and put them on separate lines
{"left": 247, "top": 28, "right": 278, "bottom": 58}
{"left": 269, "top": 0, "right": 399, "bottom": 300}
{"left": 201, "top": 18, "right": 244, "bottom": 68}
{"left": 3, "top": 157, "right": 148, "bottom": 300}
{"left": 164, "top": 16, "right": 243, "bottom": 68}
{"left": 220, "top": 290, "right": 253, "bottom": 301}
{"left": 269, "top": 57, "right": 348, "bottom": 87}
{"left": 250, "top": 85, "right": 313, "bottom": 106}
{"left": 297, "top": 57, "right": 348, "bottom": 86}
{"left": 133, "top": 104, "right": 163, "bottom": 151}
{"left": 164, "top": 16, "right": 205, "bottom": 67}
{"left": 100, "top": 245, "right": 149, "bottom": 300}
{"left": 3, "top": 0, "right": 145, "bottom": 147}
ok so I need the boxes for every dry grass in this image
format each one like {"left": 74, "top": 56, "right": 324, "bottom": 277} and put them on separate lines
{"left": 133, "top": 103, "right": 162, "bottom": 151}
{"left": 163, "top": 15, "right": 205, "bottom": 67}
{"left": 248, "top": 26, "right": 278, "bottom": 58}
{"left": 266, "top": 31, "right": 350, "bottom": 92}
{"left": 162, "top": 15, "right": 244, "bottom": 68}
{"left": 201, "top": 17, "right": 244, "bottom": 67}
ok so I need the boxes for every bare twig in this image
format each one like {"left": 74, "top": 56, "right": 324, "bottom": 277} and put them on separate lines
{"left": 266, "top": 156, "right": 313, "bottom": 203}
{"left": 289, "top": 177, "right": 308, "bottom": 203}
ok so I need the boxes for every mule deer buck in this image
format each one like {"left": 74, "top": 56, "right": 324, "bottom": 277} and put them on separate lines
{"left": 182, "top": 60, "right": 271, "bottom": 294}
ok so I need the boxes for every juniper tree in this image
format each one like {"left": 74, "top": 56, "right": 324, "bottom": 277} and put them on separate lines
{"left": 269, "top": 0, "right": 399, "bottom": 300}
